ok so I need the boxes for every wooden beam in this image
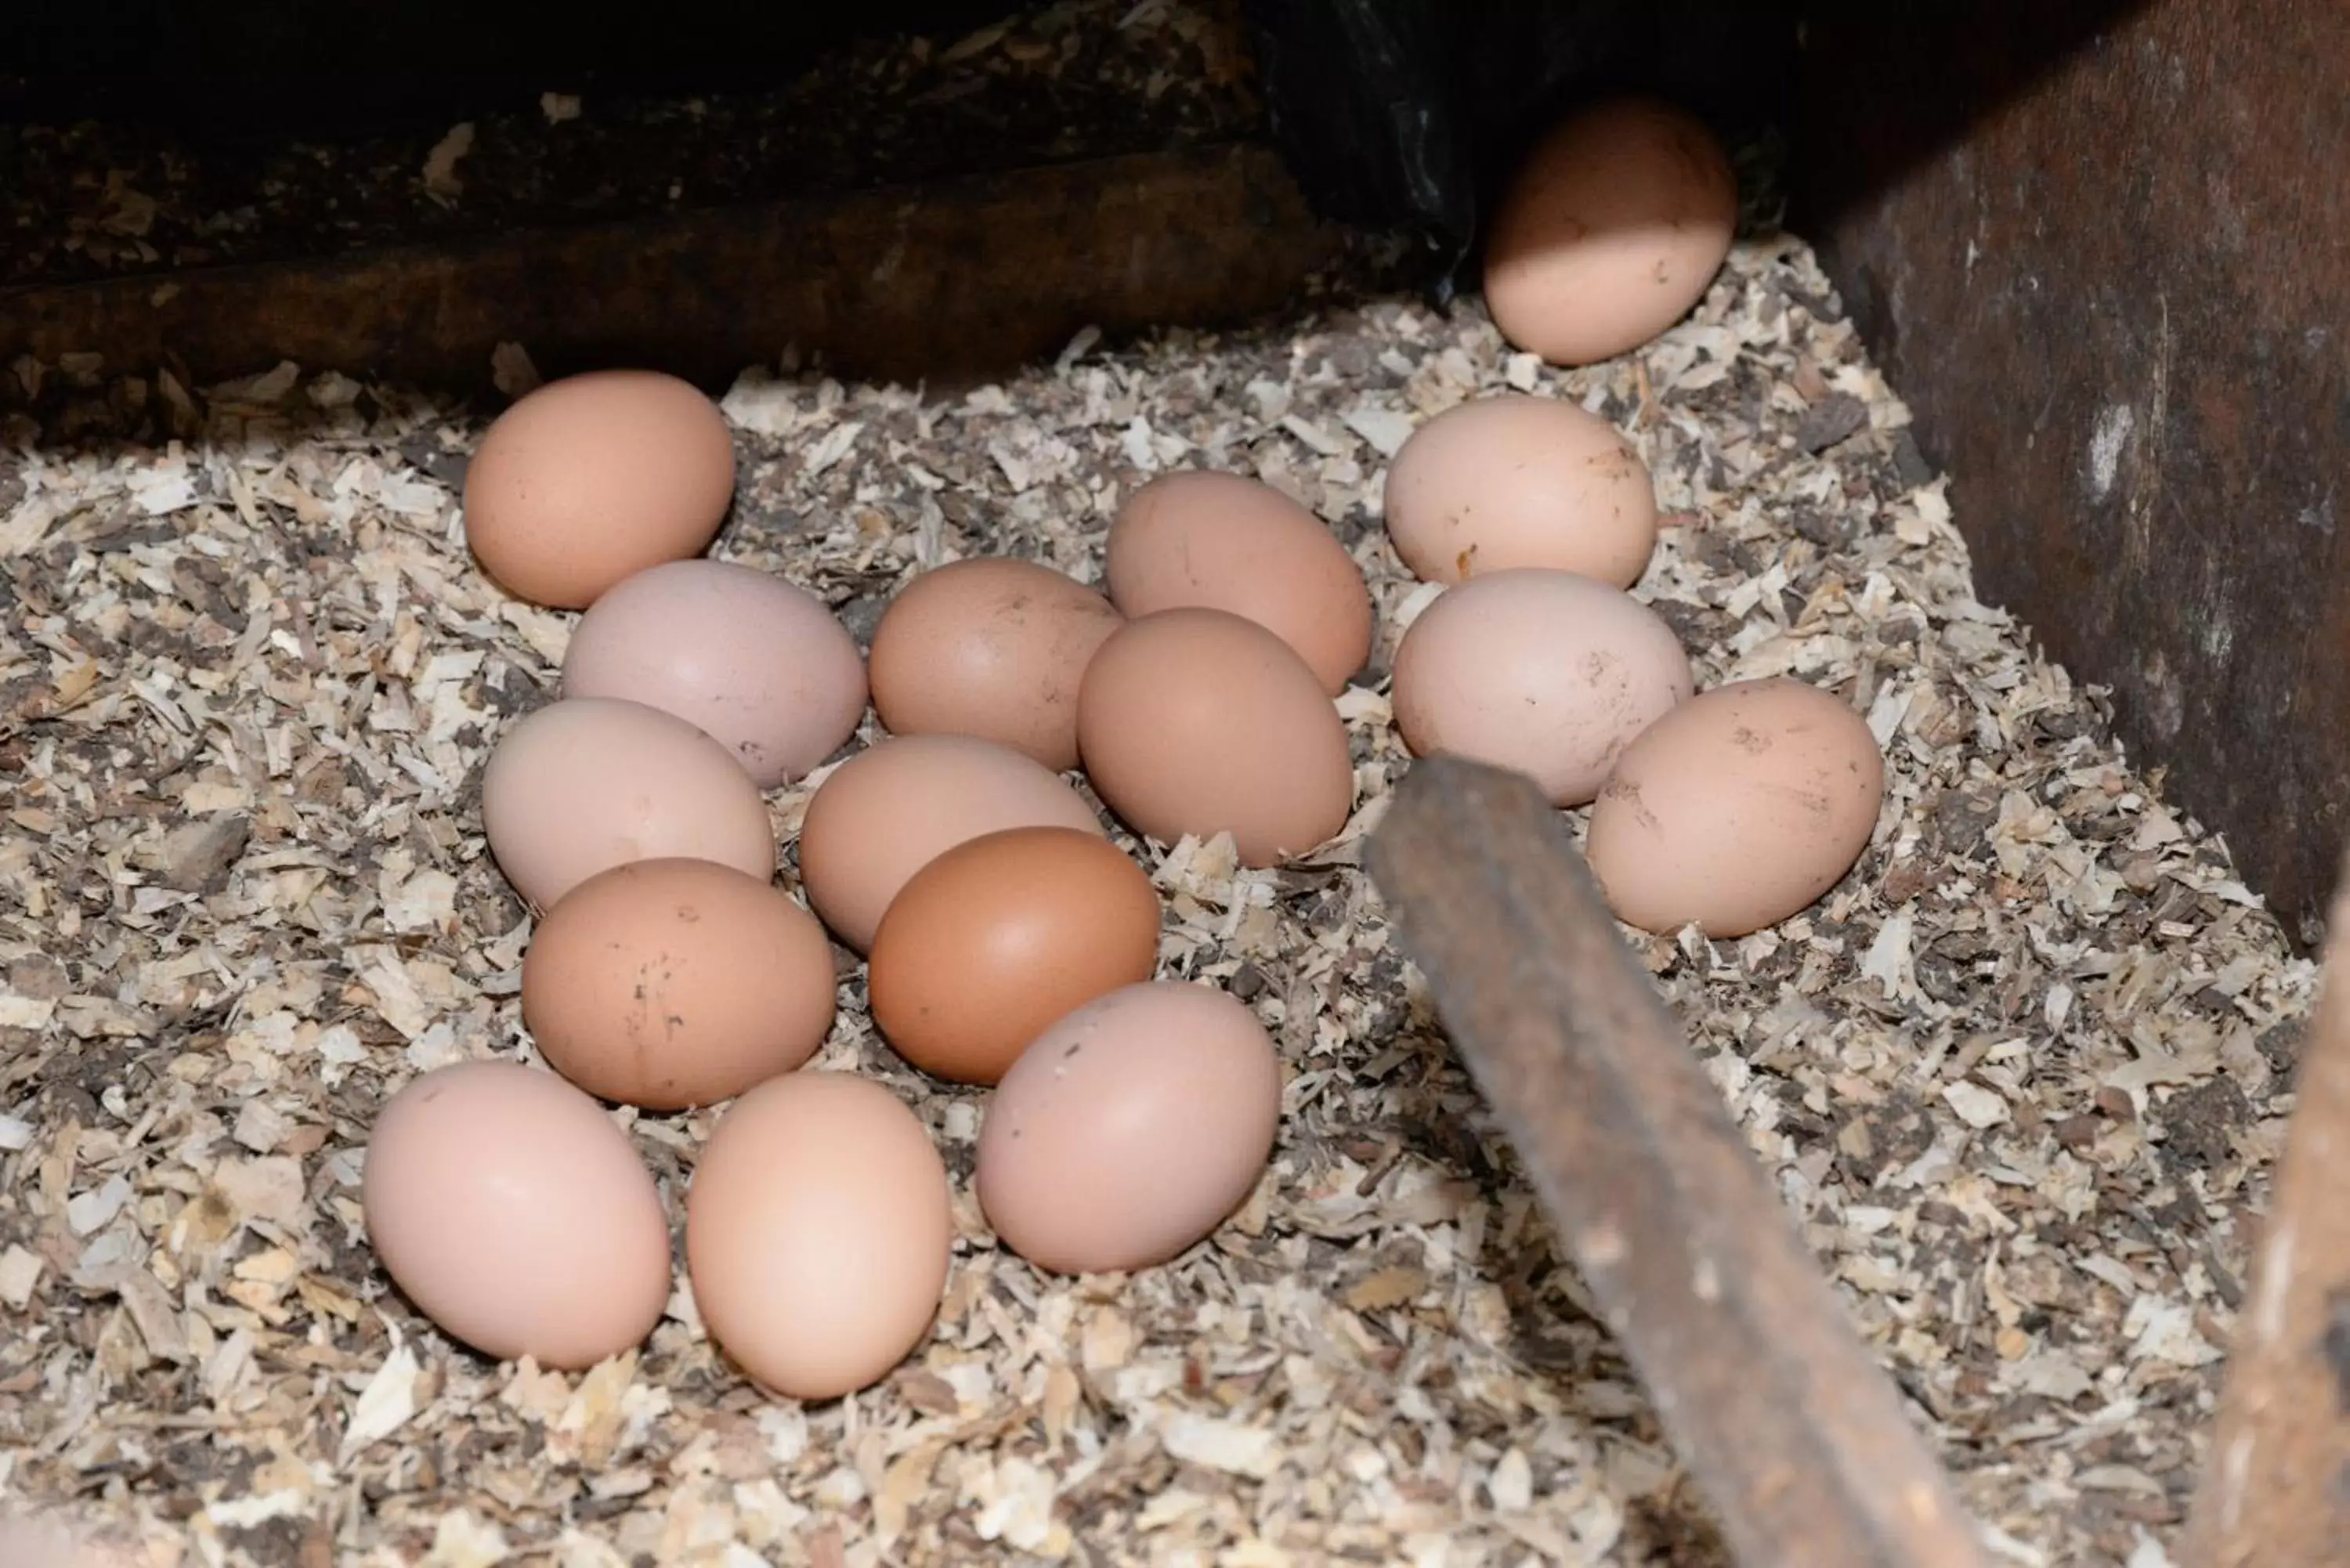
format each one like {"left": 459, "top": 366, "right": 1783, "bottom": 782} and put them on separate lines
{"left": 1365, "top": 756, "right": 1991, "bottom": 1568}
{"left": 2182, "top": 846, "right": 2350, "bottom": 1565}
{"left": 0, "top": 141, "right": 1341, "bottom": 399}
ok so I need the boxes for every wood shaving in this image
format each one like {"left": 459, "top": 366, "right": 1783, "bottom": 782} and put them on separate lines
{"left": 0, "top": 224, "right": 2313, "bottom": 1568}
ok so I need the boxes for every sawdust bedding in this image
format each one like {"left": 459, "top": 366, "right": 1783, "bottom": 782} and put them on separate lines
{"left": 0, "top": 218, "right": 2318, "bottom": 1566}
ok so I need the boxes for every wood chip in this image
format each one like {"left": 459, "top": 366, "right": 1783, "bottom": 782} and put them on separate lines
{"left": 0, "top": 34, "right": 2313, "bottom": 1559}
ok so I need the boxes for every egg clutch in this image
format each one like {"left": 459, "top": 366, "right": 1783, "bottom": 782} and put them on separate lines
{"left": 356, "top": 96, "right": 1891, "bottom": 1409}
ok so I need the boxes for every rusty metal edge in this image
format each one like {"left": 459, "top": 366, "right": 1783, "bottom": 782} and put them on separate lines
{"left": 0, "top": 140, "right": 1343, "bottom": 400}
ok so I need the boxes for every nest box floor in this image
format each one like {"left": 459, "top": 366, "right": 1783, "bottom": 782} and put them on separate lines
{"left": 0, "top": 226, "right": 2316, "bottom": 1566}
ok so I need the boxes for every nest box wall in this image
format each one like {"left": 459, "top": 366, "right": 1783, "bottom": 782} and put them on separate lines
{"left": 1794, "top": 0, "right": 2350, "bottom": 949}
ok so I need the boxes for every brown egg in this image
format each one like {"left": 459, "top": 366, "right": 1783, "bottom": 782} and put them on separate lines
{"left": 1105, "top": 470, "right": 1372, "bottom": 694}
{"left": 1586, "top": 677, "right": 1886, "bottom": 938}
{"left": 362, "top": 1060, "right": 672, "bottom": 1370}
{"left": 480, "top": 697, "right": 775, "bottom": 912}
{"left": 797, "top": 734, "right": 1105, "bottom": 952}
{"left": 868, "top": 826, "right": 1161, "bottom": 1086}
{"left": 868, "top": 557, "right": 1123, "bottom": 771}
{"left": 976, "top": 981, "right": 1281, "bottom": 1275}
{"left": 1391, "top": 569, "right": 1693, "bottom": 807}
{"left": 562, "top": 558, "right": 868, "bottom": 789}
{"left": 464, "top": 370, "right": 737, "bottom": 609}
{"left": 1077, "top": 608, "right": 1354, "bottom": 868}
{"left": 686, "top": 1071, "right": 951, "bottom": 1402}
{"left": 1484, "top": 97, "right": 1739, "bottom": 367}
{"left": 1383, "top": 395, "right": 1660, "bottom": 587}
{"left": 521, "top": 858, "right": 838, "bottom": 1110}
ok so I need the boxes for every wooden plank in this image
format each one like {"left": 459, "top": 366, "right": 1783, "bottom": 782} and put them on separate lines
{"left": 1795, "top": 0, "right": 2350, "bottom": 950}
{"left": 0, "top": 142, "right": 1341, "bottom": 399}
{"left": 2181, "top": 845, "right": 2350, "bottom": 1566}
{"left": 8, "top": 1, "right": 1016, "bottom": 134}
{"left": 1365, "top": 755, "right": 1991, "bottom": 1568}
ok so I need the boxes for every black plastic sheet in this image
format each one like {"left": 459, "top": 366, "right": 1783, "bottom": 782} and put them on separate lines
{"left": 1238, "top": 0, "right": 1795, "bottom": 297}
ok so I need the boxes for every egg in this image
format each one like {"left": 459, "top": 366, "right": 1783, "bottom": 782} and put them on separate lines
{"left": 480, "top": 696, "right": 775, "bottom": 911}
{"left": 868, "top": 557, "right": 1123, "bottom": 771}
{"left": 977, "top": 980, "right": 1281, "bottom": 1275}
{"left": 797, "top": 734, "right": 1105, "bottom": 952}
{"left": 1586, "top": 677, "right": 1886, "bottom": 937}
{"left": 562, "top": 558, "right": 867, "bottom": 789}
{"left": 463, "top": 370, "right": 737, "bottom": 609}
{"left": 1105, "top": 470, "right": 1372, "bottom": 694}
{"left": 521, "top": 858, "right": 838, "bottom": 1110}
{"left": 868, "top": 826, "right": 1161, "bottom": 1086}
{"left": 1077, "top": 608, "right": 1354, "bottom": 868}
{"left": 1484, "top": 96, "right": 1739, "bottom": 367}
{"left": 361, "top": 1060, "right": 672, "bottom": 1370}
{"left": 1383, "top": 395, "right": 1660, "bottom": 587}
{"left": 686, "top": 1071, "right": 951, "bottom": 1402}
{"left": 1391, "top": 569, "right": 1693, "bottom": 807}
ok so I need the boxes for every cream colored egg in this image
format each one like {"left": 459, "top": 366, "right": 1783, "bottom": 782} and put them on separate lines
{"left": 479, "top": 696, "right": 776, "bottom": 912}
{"left": 362, "top": 1061, "right": 673, "bottom": 1371}
{"left": 686, "top": 1072, "right": 952, "bottom": 1402}
{"left": 1383, "top": 395, "right": 1658, "bottom": 587}
{"left": 1391, "top": 569, "right": 1692, "bottom": 807}
{"left": 562, "top": 558, "right": 867, "bottom": 789}
{"left": 1484, "top": 96, "right": 1738, "bottom": 367}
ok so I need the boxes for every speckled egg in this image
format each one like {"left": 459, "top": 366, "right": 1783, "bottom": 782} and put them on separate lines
{"left": 562, "top": 558, "right": 867, "bottom": 789}
{"left": 1383, "top": 395, "right": 1659, "bottom": 588}
{"left": 1586, "top": 677, "right": 1886, "bottom": 937}
{"left": 522, "top": 857, "right": 839, "bottom": 1110}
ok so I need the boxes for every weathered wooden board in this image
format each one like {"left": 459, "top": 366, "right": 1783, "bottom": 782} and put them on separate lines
{"left": 2182, "top": 843, "right": 2350, "bottom": 1566}
{"left": 1366, "top": 756, "right": 1991, "bottom": 1568}
{"left": 0, "top": 143, "right": 1341, "bottom": 400}
{"left": 1793, "top": 0, "right": 2350, "bottom": 949}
